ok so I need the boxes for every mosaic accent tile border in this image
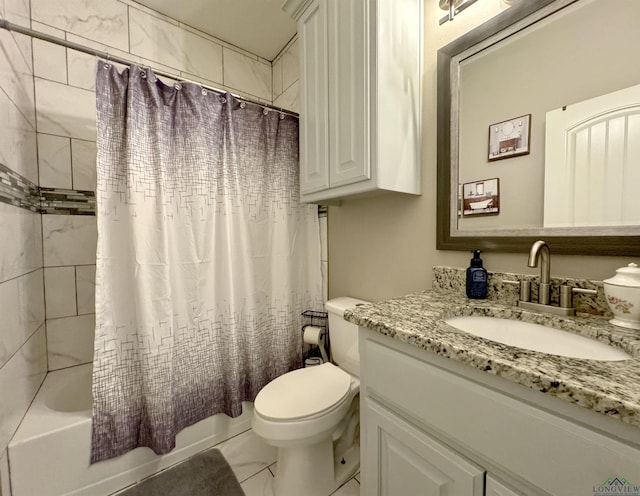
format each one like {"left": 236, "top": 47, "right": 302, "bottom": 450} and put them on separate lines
{"left": 0, "top": 162, "right": 96, "bottom": 215}
{"left": 40, "top": 188, "right": 96, "bottom": 215}
{"left": 0, "top": 162, "right": 41, "bottom": 212}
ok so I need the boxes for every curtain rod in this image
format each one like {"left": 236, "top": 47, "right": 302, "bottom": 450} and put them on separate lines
{"left": 0, "top": 19, "right": 300, "bottom": 119}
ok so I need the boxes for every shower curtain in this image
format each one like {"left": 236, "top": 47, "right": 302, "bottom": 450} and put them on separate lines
{"left": 91, "top": 62, "right": 322, "bottom": 463}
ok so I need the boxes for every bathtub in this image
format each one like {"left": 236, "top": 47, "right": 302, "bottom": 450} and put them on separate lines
{"left": 8, "top": 363, "right": 253, "bottom": 496}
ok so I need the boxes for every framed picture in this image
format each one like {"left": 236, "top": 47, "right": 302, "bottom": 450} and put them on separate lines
{"left": 488, "top": 114, "right": 531, "bottom": 161}
{"left": 462, "top": 178, "right": 500, "bottom": 216}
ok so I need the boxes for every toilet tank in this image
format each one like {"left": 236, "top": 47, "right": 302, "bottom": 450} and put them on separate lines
{"left": 325, "top": 297, "right": 369, "bottom": 377}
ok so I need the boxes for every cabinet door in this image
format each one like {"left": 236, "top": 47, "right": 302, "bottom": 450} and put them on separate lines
{"left": 486, "top": 476, "right": 525, "bottom": 496}
{"left": 362, "top": 399, "right": 484, "bottom": 496}
{"left": 298, "top": 0, "right": 330, "bottom": 194}
{"left": 327, "top": 0, "right": 370, "bottom": 188}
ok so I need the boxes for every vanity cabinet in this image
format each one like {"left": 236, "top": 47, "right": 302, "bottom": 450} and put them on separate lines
{"left": 359, "top": 329, "right": 640, "bottom": 496}
{"left": 283, "top": 0, "right": 422, "bottom": 203}
{"left": 364, "top": 398, "right": 484, "bottom": 495}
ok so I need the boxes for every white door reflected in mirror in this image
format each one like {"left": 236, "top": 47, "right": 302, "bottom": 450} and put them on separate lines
{"left": 544, "top": 83, "right": 640, "bottom": 228}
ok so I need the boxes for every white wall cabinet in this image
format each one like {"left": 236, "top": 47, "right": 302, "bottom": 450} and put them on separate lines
{"left": 283, "top": 0, "right": 422, "bottom": 203}
{"left": 359, "top": 329, "right": 640, "bottom": 496}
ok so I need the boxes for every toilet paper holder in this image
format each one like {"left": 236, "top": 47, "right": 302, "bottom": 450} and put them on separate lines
{"left": 301, "top": 310, "right": 329, "bottom": 365}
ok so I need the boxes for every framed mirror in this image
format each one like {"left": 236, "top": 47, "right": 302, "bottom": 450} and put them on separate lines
{"left": 437, "top": 0, "right": 640, "bottom": 255}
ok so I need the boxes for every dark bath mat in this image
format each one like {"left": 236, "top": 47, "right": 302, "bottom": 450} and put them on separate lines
{"left": 118, "top": 448, "right": 245, "bottom": 496}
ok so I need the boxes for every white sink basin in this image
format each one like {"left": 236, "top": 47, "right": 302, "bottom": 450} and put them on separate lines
{"left": 444, "top": 316, "right": 631, "bottom": 361}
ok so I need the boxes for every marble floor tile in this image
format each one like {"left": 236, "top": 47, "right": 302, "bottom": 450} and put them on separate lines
{"left": 216, "top": 429, "right": 277, "bottom": 483}
{"left": 240, "top": 467, "right": 275, "bottom": 496}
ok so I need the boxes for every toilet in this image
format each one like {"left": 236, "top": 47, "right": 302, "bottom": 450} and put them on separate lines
{"left": 252, "top": 297, "right": 367, "bottom": 496}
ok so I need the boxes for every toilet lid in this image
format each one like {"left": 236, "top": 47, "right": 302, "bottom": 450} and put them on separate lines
{"left": 254, "top": 363, "right": 351, "bottom": 421}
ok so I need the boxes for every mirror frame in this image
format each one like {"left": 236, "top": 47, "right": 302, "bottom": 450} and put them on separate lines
{"left": 436, "top": 0, "right": 640, "bottom": 256}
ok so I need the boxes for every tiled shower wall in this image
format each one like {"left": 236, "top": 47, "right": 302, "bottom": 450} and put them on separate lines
{"left": 270, "top": 38, "right": 329, "bottom": 302}
{"left": 0, "top": 0, "right": 307, "bottom": 491}
{"left": 32, "top": 0, "right": 283, "bottom": 372}
{"left": 0, "top": 0, "right": 46, "bottom": 489}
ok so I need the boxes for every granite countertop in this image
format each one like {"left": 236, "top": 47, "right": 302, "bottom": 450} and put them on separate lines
{"left": 344, "top": 290, "right": 640, "bottom": 428}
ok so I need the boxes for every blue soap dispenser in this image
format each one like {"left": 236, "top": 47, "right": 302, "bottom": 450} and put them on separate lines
{"left": 466, "top": 250, "right": 488, "bottom": 299}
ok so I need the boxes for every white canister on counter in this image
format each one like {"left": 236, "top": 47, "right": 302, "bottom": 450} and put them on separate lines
{"left": 603, "top": 262, "right": 640, "bottom": 330}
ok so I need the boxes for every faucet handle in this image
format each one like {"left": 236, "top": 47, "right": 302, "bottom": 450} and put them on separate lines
{"left": 504, "top": 279, "right": 531, "bottom": 302}
{"left": 559, "top": 285, "right": 598, "bottom": 309}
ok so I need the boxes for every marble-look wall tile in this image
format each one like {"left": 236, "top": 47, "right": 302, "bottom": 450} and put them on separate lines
{"left": 0, "top": 29, "right": 35, "bottom": 128}
{"left": 37, "top": 133, "right": 72, "bottom": 189}
{"left": 0, "top": 448, "right": 10, "bottom": 496}
{"left": 0, "top": 203, "right": 42, "bottom": 283}
{"left": 71, "top": 139, "right": 97, "bottom": 190}
{"left": 66, "top": 32, "right": 177, "bottom": 77}
{"left": 44, "top": 266, "right": 77, "bottom": 319}
{"left": 281, "top": 39, "right": 299, "bottom": 93}
{"left": 3, "top": 0, "right": 32, "bottom": 70}
{"left": 30, "top": 0, "right": 129, "bottom": 52}
{"left": 129, "top": 7, "right": 224, "bottom": 84}
{"left": 223, "top": 48, "right": 272, "bottom": 102}
{"left": 33, "top": 39, "right": 67, "bottom": 84}
{"left": 0, "top": 85, "right": 38, "bottom": 185}
{"left": 272, "top": 57, "right": 283, "bottom": 101}
{"left": 35, "top": 78, "right": 96, "bottom": 141}
{"left": 0, "top": 324, "right": 47, "bottom": 453}
{"left": 0, "top": 269, "right": 45, "bottom": 369}
{"left": 321, "top": 260, "right": 328, "bottom": 303}
{"left": 67, "top": 51, "right": 97, "bottom": 91}
{"left": 274, "top": 81, "right": 299, "bottom": 114}
{"left": 76, "top": 264, "right": 96, "bottom": 315}
{"left": 179, "top": 71, "right": 270, "bottom": 105}
{"left": 320, "top": 215, "right": 328, "bottom": 262}
{"left": 47, "top": 313, "right": 95, "bottom": 370}
{"left": 42, "top": 214, "right": 97, "bottom": 267}
{"left": 3, "top": 0, "right": 30, "bottom": 28}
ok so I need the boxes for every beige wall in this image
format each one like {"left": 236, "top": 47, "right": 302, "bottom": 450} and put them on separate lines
{"left": 458, "top": 0, "right": 640, "bottom": 231}
{"left": 328, "top": 0, "right": 635, "bottom": 303}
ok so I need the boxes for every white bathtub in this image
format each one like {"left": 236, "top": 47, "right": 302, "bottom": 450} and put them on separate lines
{"left": 8, "top": 363, "right": 253, "bottom": 496}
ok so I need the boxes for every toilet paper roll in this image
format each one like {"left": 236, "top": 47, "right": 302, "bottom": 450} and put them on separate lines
{"left": 303, "top": 326, "right": 324, "bottom": 345}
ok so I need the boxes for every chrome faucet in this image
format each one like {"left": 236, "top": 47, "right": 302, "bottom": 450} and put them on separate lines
{"left": 528, "top": 240, "right": 550, "bottom": 305}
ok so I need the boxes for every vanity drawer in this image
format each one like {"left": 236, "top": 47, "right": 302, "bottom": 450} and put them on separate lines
{"left": 360, "top": 331, "right": 640, "bottom": 496}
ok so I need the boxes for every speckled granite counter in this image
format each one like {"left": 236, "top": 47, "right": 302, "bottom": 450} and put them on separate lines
{"left": 345, "top": 290, "right": 640, "bottom": 428}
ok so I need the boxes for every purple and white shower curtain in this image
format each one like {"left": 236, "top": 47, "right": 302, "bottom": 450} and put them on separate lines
{"left": 91, "top": 62, "right": 322, "bottom": 463}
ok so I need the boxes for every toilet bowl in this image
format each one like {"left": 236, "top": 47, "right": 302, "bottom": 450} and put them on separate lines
{"left": 251, "top": 297, "right": 367, "bottom": 496}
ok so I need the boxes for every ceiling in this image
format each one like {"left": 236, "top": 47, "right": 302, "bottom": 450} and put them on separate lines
{"left": 134, "top": 0, "right": 297, "bottom": 61}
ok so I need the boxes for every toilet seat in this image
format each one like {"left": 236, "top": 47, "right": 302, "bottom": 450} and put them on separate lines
{"left": 254, "top": 363, "right": 352, "bottom": 422}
